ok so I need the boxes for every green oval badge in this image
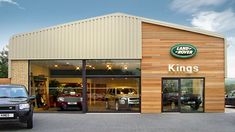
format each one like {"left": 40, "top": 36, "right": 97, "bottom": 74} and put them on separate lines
{"left": 170, "top": 44, "right": 197, "bottom": 59}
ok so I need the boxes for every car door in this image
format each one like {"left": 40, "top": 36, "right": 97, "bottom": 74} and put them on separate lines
{"left": 108, "top": 89, "right": 116, "bottom": 108}
{"left": 227, "top": 92, "right": 235, "bottom": 105}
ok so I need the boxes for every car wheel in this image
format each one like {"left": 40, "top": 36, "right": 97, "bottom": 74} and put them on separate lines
{"left": 105, "top": 100, "right": 110, "bottom": 109}
{"left": 26, "top": 115, "right": 33, "bottom": 129}
{"left": 191, "top": 104, "right": 200, "bottom": 110}
{"left": 194, "top": 103, "right": 200, "bottom": 110}
{"left": 115, "top": 101, "right": 119, "bottom": 111}
{"left": 79, "top": 106, "right": 83, "bottom": 111}
{"left": 61, "top": 104, "right": 67, "bottom": 111}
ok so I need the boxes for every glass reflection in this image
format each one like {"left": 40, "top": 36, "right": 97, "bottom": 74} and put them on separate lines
{"left": 30, "top": 60, "right": 83, "bottom": 112}
{"left": 87, "top": 78, "right": 140, "bottom": 112}
{"left": 162, "top": 79, "right": 180, "bottom": 112}
{"left": 180, "top": 79, "right": 204, "bottom": 112}
{"left": 162, "top": 78, "right": 204, "bottom": 113}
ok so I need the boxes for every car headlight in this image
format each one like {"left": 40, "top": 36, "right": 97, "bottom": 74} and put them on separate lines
{"left": 120, "top": 97, "right": 128, "bottom": 100}
{"left": 197, "top": 96, "right": 201, "bottom": 100}
{"left": 19, "top": 103, "right": 30, "bottom": 110}
{"left": 57, "top": 97, "right": 64, "bottom": 102}
{"left": 119, "top": 97, "right": 128, "bottom": 104}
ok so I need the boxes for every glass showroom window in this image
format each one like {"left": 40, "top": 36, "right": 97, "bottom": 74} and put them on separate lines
{"left": 162, "top": 79, "right": 180, "bottom": 112}
{"left": 86, "top": 60, "right": 141, "bottom": 112}
{"left": 86, "top": 60, "right": 140, "bottom": 76}
{"left": 30, "top": 60, "right": 83, "bottom": 112}
{"left": 180, "top": 79, "right": 204, "bottom": 112}
{"left": 87, "top": 78, "right": 140, "bottom": 112}
{"left": 162, "top": 78, "right": 204, "bottom": 113}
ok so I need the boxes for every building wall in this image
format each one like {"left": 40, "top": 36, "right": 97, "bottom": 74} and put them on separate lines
{"left": 9, "top": 14, "right": 141, "bottom": 60}
{"left": 0, "top": 78, "right": 11, "bottom": 84}
{"left": 11, "top": 61, "right": 28, "bottom": 89}
{"left": 141, "top": 22, "right": 225, "bottom": 113}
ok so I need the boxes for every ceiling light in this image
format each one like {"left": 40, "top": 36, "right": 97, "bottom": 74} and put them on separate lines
{"left": 124, "top": 65, "right": 128, "bottom": 70}
{"left": 108, "top": 66, "right": 112, "bottom": 70}
{"left": 76, "top": 66, "right": 80, "bottom": 70}
{"left": 54, "top": 65, "right": 58, "bottom": 67}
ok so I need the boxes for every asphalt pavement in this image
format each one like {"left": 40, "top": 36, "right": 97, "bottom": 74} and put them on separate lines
{"left": 0, "top": 112, "right": 235, "bottom": 132}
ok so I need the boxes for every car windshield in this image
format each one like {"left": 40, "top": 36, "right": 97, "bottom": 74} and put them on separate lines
{"left": 0, "top": 87, "right": 28, "bottom": 98}
{"left": 61, "top": 88, "right": 82, "bottom": 95}
{"left": 117, "top": 88, "right": 137, "bottom": 94}
{"left": 229, "top": 91, "right": 235, "bottom": 97}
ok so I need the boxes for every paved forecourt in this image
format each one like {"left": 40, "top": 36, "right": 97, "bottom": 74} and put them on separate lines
{"left": 0, "top": 113, "right": 235, "bottom": 132}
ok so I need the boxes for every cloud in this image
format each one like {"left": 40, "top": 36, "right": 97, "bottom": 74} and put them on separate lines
{"left": 227, "top": 37, "right": 235, "bottom": 47}
{"left": 171, "top": 0, "right": 227, "bottom": 14}
{"left": 170, "top": 0, "right": 235, "bottom": 78}
{"left": 227, "top": 37, "right": 235, "bottom": 78}
{"left": 0, "top": 0, "right": 24, "bottom": 9}
{"left": 228, "top": 57, "right": 235, "bottom": 78}
{"left": 191, "top": 9, "right": 235, "bottom": 32}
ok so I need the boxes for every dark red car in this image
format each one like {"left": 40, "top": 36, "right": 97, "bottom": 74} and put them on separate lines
{"left": 56, "top": 89, "right": 82, "bottom": 110}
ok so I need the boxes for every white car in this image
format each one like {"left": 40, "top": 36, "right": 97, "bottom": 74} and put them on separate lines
{"left": 104, "top": 88, "right": 139, "bottom": 111}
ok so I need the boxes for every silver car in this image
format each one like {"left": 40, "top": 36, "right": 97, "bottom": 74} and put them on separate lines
{"left": 104, "top": 88, "right": 139, "bottom": 111}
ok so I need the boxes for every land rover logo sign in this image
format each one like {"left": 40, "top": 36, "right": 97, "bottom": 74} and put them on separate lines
{"left": 170, "top": 44, "right": 197, "bottom": 59}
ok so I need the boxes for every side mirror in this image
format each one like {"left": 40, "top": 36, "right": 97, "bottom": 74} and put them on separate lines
{"left": 29, "top": 95, "right": 36, "bottom": 100}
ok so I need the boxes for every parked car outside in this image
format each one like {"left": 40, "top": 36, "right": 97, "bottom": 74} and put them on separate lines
{"left": 104, "top": 88, "right": 139, "bottom": 111}
{"left": 0, "top": 85, "right": 35, "bottom": 129}
{"left": 56, "top": 88, "right": 82, "bottom": 110}
{"left": 225, "top": 90, "right": 235, "bottom": 106}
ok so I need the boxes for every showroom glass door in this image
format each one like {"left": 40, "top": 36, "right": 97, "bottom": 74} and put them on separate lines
{"left": 162, "top": 79, "right": 180, "bottom": 112}
{"left": 162, "top": 78, "right": 204, "bottom": 113}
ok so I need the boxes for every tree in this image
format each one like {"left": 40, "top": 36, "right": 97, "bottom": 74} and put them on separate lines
{"left": 0, "top": 46, "right": 8, "bottom": 78}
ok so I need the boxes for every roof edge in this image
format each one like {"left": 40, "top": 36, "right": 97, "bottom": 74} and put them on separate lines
{"left": 10, "top": 12, "right": 225, "bottom": 39}
{"left": 141, "top": 18, "right": 224, "bottom": 39}
{"left": 117, "top": 13, "right": 224, "bottom": 39}
{"left": 11, "top": 12, "right": 133, "bottom": 39}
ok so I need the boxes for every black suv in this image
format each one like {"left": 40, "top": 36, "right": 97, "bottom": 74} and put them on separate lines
{"left": 225, "top": 90, "right": 235, "bottom": 106}
{"left": 0, "top": 85, "right": 35, "bottom": 129}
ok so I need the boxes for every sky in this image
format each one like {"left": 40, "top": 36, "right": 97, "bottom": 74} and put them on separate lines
{"left": 0, "top": 0, "right": 234, "bottom": 78}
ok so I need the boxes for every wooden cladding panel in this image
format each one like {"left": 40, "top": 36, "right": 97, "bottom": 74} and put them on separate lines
{"left": 0, "top": 78, "right": 11, "bottom": 84}
{"left": 141, "top": 22, "right": 225, "bottom": 113}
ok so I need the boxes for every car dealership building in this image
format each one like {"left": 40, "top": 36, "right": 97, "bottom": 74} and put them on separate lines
{"left": 8, "top": 13, "right": 226, "bottom": 113}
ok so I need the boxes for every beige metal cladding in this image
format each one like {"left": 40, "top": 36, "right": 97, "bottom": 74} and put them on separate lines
{"left": 9, "top": 13, "right": 142, "bottom": 60}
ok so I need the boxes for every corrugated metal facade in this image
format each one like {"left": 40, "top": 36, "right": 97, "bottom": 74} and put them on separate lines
{"left": 9, "top": 14, "right": 142, "bottom": 60}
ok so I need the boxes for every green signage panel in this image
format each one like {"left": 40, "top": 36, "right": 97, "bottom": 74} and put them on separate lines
{"left": 170, "top": 44, "right": 197, "bottom": 59}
